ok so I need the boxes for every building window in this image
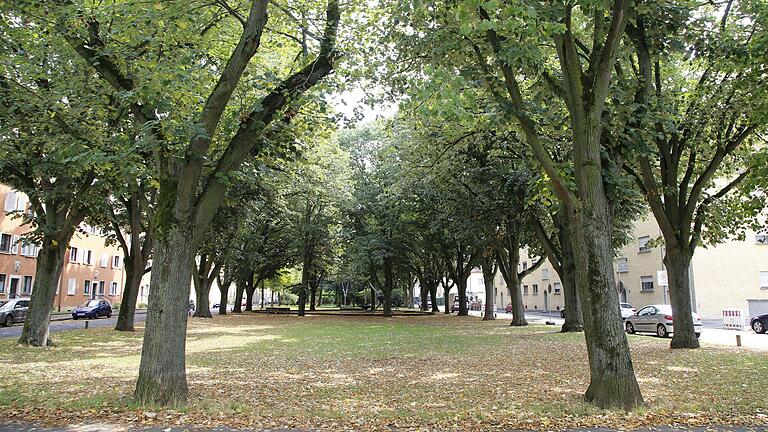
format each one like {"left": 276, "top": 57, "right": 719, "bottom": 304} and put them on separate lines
{"left": 542, "top": 268, "right": 549, "bottom": 279}
{"left": 70, "top": 247, "right": 80, "bottom": 263}
{"left": 4, "top": 191, "right": 18, "bottom": 212}
{"left": 83, "top": 250, "right": 93, "bottom": 266}
{"left": 553, "top": 282, "right": 562, "bottom": 294}
{"left": 641, "top": 275, "right": 654, "bottom": 292}
{"left": 101, "top": 253, "right": 109, "bottom": 267}
{"left": 756, "top": 234, "right": 768, "bottom": 244}
{"left": 617, "top": 257, "right": 629, "bottom": 273}
{"left": 638, "top": 236, "right": 651, "bottom": 253}
{"left": 0, "top": 233, "right": 12, "bottom": 254}
{"left": 532, "top": 284, "right": 539, "bottom": 295}
{"left": 523, "top": 285, "right": 528, "bottom": 295}
{"left": 0, "top": 274, "right": 5, "bottom": 294}
{"left": 760, "top": 272, "right": 768, "bottom": 289}
{"left": 67, "top": 278, "right": 77, "bottom": 296}
{"left": 83, "top": 279, "right": 91, "bottom": 295}
{"left": 112, "top": 255, "right": 121, "bottom": 269}
{"left": 110, "top": 282, "right": 118, "bottom": 296}
{"left": 98, "top": 281, "right": 105, "bottom": 295}
{"left": 20, "top": 241, "right": 39, "bottom": 257}
{"left": 21, "top": 276, "right": 33, "bottom": 295}
{"left": 522, "top": 261, "right": 528, "bottom": 271}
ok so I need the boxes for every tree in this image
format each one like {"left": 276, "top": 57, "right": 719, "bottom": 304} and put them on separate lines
{"left": 622, "top": 0, "right": 768, "bottom": 348}
{"left": 0, "top": 13, "right": 123, "bottom": 345}
{"left": 28, "top": 0, "right": 343, "bottom": 404}
{"left": 381, "top": 0, "right": 644, "bottom": 408}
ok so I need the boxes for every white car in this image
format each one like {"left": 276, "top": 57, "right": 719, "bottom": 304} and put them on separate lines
{"left": 625, "top": 304, "right": 702, "bottom": 338}
{"left": 619, "top": 302, "right": 636, "bottom": 320}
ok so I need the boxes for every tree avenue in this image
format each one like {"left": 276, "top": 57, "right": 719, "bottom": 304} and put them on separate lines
{"left": 1, "top": 0, "right": 767, "bottom": 418}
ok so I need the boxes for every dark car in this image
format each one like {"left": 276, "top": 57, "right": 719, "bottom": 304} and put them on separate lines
{"left": 751, "top": 314, "right": 768, "bottom": 334}
{"left": 72, "top": 299, "right": 113, "bottom": 320}
{"left": 0, "top": 298, "right": 30, "bottom": 327}
{"left": 505, "top": 304, "right": 513, "bottom": 313}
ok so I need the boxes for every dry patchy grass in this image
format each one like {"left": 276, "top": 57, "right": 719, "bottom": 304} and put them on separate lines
{"left": 0, "top": 313, "right": 766, "bottom": 431}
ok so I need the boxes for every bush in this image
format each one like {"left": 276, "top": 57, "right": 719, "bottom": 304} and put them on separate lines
{"left": 280, "top": 292, "right": 298, "bottom": 305}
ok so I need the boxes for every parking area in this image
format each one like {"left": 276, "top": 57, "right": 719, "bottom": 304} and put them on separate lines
{"left": 473, "top": 309, "right": 768, "bottom": 351}
{"left": 0, "top": 311, "right": 146, "bottom": 339}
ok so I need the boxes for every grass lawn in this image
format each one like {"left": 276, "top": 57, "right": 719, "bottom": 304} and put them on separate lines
{"left": 0, "top": 314, "right": 765, "bottom": 431}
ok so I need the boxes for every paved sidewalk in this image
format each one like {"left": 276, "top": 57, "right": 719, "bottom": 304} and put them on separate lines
{"left": 0, "top": 423, "right": 766, "bottom": 431}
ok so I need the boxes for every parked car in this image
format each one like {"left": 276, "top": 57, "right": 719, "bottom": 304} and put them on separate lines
{"left": 72, "top": 299, "right": 113, "bottom": 320}
{"left": 625, "top": 304, "right": 702, "bottom": 338}
{"left": 619, "top": 303, "right": 637, "bottom": 320}
{"left": 505, "top": 304, "right": 513, "bottom": 313}
{"left": 0, "top": 298, "right": 30, "bottom": 327}
{"left": 750, "top": 313, "right": 768, "bottom": 334}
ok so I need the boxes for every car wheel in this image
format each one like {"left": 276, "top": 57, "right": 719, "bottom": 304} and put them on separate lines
{"left": 72, "top": 316, "right": 78, "bottom": 320}
{"left": 625, "top": 321, "right": 635, "bottom": 334}
{"left": 4, "top": 315, "right": 13, "bottom": 327}
{"left": 657, "top": 324, "right": 669, "bottom": 338}
{"left": 560, "top": 310, "right": 565, "bottom": 318}
{"left": 753, "top": 320, "right": 766, "bottom": 334}
{"left": 107, "top": 313, "right": 112, "bottom": 319}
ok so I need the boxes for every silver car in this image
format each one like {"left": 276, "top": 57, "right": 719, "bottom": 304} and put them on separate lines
{"left": 0, "top": 298, "right": 31, "bottom": 327}
{"left": 625, "top": 304, "right": 702, "bottom": 338}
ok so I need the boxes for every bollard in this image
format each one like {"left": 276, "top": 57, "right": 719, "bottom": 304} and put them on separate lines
{"left": 85, "top": 321, "right": 89, "bottom": 329}
{"left": 736, "top": 334, "right": 741, "bottom": 347}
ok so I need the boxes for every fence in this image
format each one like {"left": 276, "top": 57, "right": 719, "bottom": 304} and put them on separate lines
{"left": 722, "top": 309, "right": 746, "bottom": 330}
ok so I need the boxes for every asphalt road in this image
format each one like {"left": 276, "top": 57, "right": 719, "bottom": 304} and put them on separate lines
{"left": 0, "top": 311, "right": 146, "bottom": 339}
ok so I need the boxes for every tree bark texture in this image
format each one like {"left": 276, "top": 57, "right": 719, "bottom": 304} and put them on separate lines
{"left": 134, "top": 228, "right": 195, "bottom": 405}
{"left": 456, "top": 278, "right": 468, "bottom": 316}
{"left": 665, "top": 248, "right": 699, "bottom": 348}
{"left": 115, "top": 259, "right": 145, "bottom": 331}
{"left": 557, "top": 213, "right": 583, "bottom": 333}
{"left": 218, "top": 281, "right": 230, "bottom": 315}
{"left": 233, "top": 279, "right": 245, "bottom": 313}
{"left": 481, "top": 260, "right": 496, "bottom": 321}
{"left": 570, "top": 113, "right": 643, "bottom": 408}
{"left": 18, "top": 240, "right": 68, "bottom": 346}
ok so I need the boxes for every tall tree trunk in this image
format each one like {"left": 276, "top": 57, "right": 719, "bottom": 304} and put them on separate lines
{"left": 429, "top": 283, "right": 439, "bottom": 313}
{"left": 481, "top": 261, "right": 496, "bottom": 321}
{"left": 557, "top": 216, "right": 583, "bottom": 332}
{"left": 218, "top": 280, "right": 230, "bottom": 315}
{"left": 192, "top": 276, "right": 213, "bottom": 318}
{"left": 456, "top": 278, "right": 468, "bottom": 316}
{"left": 665, "top": 247, "right": 699, "bottom": 348}
{"left": 507, "top": 271, "right": 526, "bottom": 326}
{"left": 419, "top": 283, "right": 428, "bottom": 311}
{"left": 233, "top": 279, "right": 245, "bottom": 313}
{"left": 260, "top": 282, "right": 265, "bottom": 310}
{"left": 115, "top": 259, "right": 145, "bottom": 331}
{"left": 244, "top": 274, "right": 255, "bottom": 312}
{"left": 18, "top": 239, "right": 68, "bottom": 346}
{"left": 382, "top": 257, "right": 393, "bottom": 317}
{"left": 570, "top": 112, "right": 643, "bottom": 408}
{"left": 309, "top": 285, "right": 317, "bottom": 311}
{"left": 317, "top": 285, "right": 323, "bottom": 306}
{"left": 444, "top": 285, "right": 451, "bottom": 314}
{"left": 134, "top": 227, "right": 195, "bottom": 405}
{"left": 407, "top": 277, "right": 415, "bottom": 309}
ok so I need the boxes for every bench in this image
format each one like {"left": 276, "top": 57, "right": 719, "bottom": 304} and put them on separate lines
{"left": 265, "top": 307, "right": 291, "bottom": 314}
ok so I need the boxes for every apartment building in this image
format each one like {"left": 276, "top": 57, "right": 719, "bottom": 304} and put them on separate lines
{"left": 483, "top": 215, "right": 768, "bottom": 319}
{"left": 0, "top": 184, "right": 126, "bottom": 310}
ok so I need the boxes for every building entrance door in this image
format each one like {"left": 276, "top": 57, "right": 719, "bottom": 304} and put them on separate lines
{"left": 8, "top": 276, "right": 19, "bottom": 298}
{"left": 543, "top": 290, "right": 549, "bottom": 311}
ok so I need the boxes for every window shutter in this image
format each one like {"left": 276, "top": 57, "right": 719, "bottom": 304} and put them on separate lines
{"left": 10, "top": 236, "right": 19, "bottom": 254}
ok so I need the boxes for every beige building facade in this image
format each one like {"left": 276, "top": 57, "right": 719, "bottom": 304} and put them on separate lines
{"left": 0, "top": 184, "right": 126, "bottom": 311}
{"left": 472, "top": 214, "right": 768, "bottom": 319}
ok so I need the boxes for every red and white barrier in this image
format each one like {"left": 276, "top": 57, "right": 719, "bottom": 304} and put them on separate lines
{"left": 722, "top": 309, "right": 746, "bottom": 330}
